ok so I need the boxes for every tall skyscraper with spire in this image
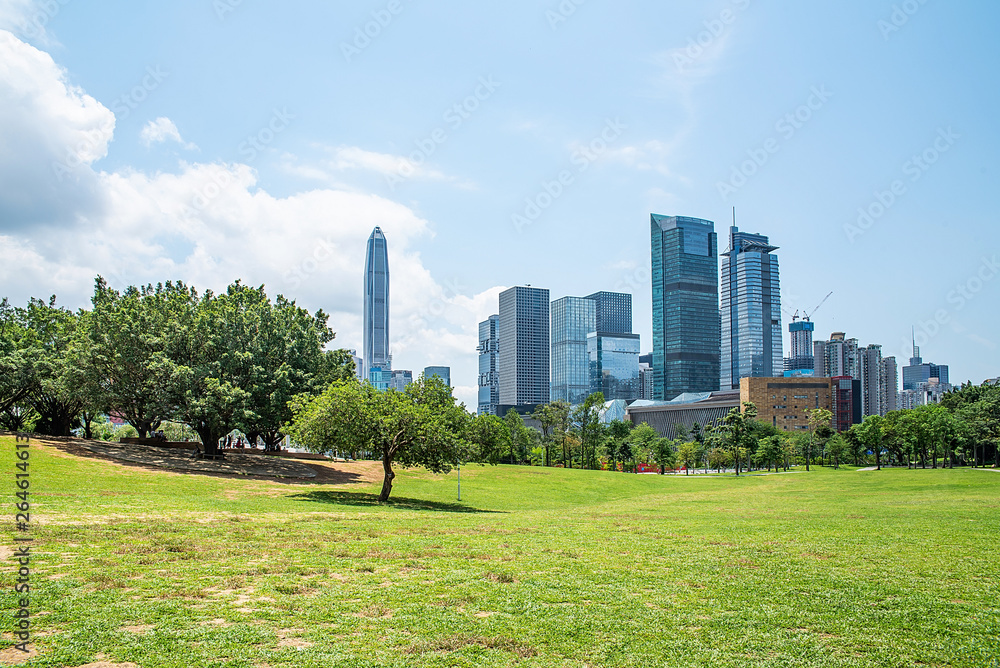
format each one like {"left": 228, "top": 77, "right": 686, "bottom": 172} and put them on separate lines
{"left": 363, "top": 227, "right": 390, "bottom": 384}
{"left": 720, "top": 225, "right": 783, "bottom": 389}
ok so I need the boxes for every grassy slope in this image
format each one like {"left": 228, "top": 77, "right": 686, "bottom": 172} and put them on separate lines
{"left": 2, "top": 437, "right": 999, "bottom": 668}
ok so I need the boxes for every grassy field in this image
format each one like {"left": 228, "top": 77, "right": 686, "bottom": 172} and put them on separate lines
{"left": 1, "top": 437, "right": 999, "bottom": 668}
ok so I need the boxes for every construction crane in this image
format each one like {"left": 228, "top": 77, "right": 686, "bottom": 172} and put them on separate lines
{"left": 802, "top": 291, "right": 833, "bottom": 322}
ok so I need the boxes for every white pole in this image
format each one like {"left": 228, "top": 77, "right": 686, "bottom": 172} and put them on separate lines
{"left": 457, "top": 464, "right": 461, "bottom": 501}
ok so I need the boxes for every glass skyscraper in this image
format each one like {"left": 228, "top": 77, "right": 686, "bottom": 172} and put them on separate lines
{"left": 423, "top": 366, "right": 451, "bottom": 387}
{"left": 588, "top": 331, "right": 640, "bottom": 400}
{"left": 551, "top": 297, "right": 596, "bottom": 404}
{"left": 585, "top": 291, "right": 632, "bottom": 337}
{"left": 720, "top": 226, "right": 783, "bottom": 389}
{"left": 650, "top": 214, "right": 720, "bottom": 401}
{"left": 363, "top": 227, "right": 390, "bottom": 383}
{"left": 499, "top": 286, "right": 550, "bottom": 408}
{"left": 477, "top": 315, "right": 500, "bottom": 415}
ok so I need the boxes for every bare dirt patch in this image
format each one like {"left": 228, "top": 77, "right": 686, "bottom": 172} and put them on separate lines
{"left": 0, "top": 646, "right": 38, "bottom": 664}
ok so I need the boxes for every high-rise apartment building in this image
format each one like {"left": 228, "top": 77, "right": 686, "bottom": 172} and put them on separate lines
{"left": 860, "top": 344, "right": 883, "bottom": 417}
{"left": 550, "top": 296, "right": 596, "bottom": 405}
{"left": 477, "top": 315, "right": 500, "bottom": 415}
{"left": 363, "top": 227, "right": 390, "bottom": 383}
{"left": 499, "top": 286, "right": 550, "bottom": 408}
{"left": 651, "top": 214, "right": 720, "bottom": 401}
{"left": 720, "top": 227, "right": 783, "bottom": 389}
{"left": 814, "top": 333, "right": 859, "bottom": 380}
{"left": 881, "top": 357, "right": 898, "bottom": 414}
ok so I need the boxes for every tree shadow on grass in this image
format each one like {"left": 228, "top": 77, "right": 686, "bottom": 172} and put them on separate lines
{"left": 287, "top": 490, "right": 506, "bottom": 514}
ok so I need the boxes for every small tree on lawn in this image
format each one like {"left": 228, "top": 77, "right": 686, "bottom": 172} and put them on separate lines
{"left": 805, "top": 408, "right": 833, "bottom": 471}
{"left": 825, "top": 432, "right": 850, "bottom": 469}
{"left": 676, "top": 441, "right": 698, "bottom": 475}
{"left": 287, "top": 375, "right": 469, "bottom": 502}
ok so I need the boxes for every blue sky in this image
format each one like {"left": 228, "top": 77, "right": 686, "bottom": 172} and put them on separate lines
{"left": 1, "top": 0, "right": 998, "bottom": 407}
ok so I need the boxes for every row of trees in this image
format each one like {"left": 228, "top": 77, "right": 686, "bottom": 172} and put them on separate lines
{"left": 0, "top": 278, "right": 355, "bottom": 455}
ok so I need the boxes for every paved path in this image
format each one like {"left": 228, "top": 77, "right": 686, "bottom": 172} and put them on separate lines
{"left": 857, "top": 466, "right": 878, "bottom": 471}
{"left": 81, "top": 442, "right": 317, "bottom": 479}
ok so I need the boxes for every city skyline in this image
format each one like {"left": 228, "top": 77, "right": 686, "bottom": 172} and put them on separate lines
{"left": 0, "top": 2, "right": 998, "bottom": 410}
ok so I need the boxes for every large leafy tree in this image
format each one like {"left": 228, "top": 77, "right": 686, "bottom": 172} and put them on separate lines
{"left": 288, "top": 375, "right": 470, "bottom": 501}
{"left": 0, "top": 298, "right": 35, "bottom": 418}
{"left": 19, "top": 297, "right": 84, "bottom": 437}
{"left": 236, "top": 292, "right": 337, "bottom": 450}
{"left": 88, "top": 278, "right": 195, "bottom": 438}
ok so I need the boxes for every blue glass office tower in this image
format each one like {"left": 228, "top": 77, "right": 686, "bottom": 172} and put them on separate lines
{"left": 477, "top": 315, "right": 500, "bottom": 415}
{"left": 588, "top": 331, "right": 640, "bottom": 399}
{"left": 363, "top": 227, "right": 390, "bottom": 384}
{"left": 499, "top": 286, "right": 550, "bottom": 407}
{"left": 423, "top": 366, "right": 451, "bottom": 387}
{"left": 585, "top": 291, "right": 639, "bottom": 400}
{"left": 902, "top": 345, "right": 950, "bottom": 390}
{"left": 551, "top": 297, "right": 596, "bottom": 404}
{"left": 651, "top": 214, "right": 720, "bottom": 401}
{"left": 720, "top": 226, "right": 783, "bottom": 389}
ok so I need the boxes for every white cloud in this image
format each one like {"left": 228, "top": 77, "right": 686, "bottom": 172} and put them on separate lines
{"left": 140, "top": 116, "right": 197, "bottom": 150}
{"left": 0, "top": 29, "right": 114, "bottom": 227}
{"left": 0, "top": 30, "right": 495, "bottom": 408}
{"left": 282, "top": 145, "right": 476, "bottom": 191}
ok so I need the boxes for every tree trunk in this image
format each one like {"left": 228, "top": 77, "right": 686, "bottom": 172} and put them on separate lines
{"left": 379, "top": 453, "right": 395, "bottom": 502}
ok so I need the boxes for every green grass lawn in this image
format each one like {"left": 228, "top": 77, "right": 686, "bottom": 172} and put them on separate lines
{"left": 2, "top": 437, "right": 999, "bottom": 667}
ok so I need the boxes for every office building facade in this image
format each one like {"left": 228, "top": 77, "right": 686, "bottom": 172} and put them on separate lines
{"left": 588, "top": 331, "right": 641, "bottom": 400}
{"left": 389, "top": 369, "right": 412, "bottom": 392}
{"left": 363, "top": 227, "right": 390, "bottom": 383}
{"left": 477, "top": 315, "right": 500, "bottom": 415}
{"left": 902, "top": 346, "right": 950, "bottom": 390}
{"left": 651, "top": 214, "right": 720, "bottom": 401}
{"left": 721, "top": 227, "right": 783, "bottom": 389}
{"left": 499, "top": 286, "right": 550, "bottom": 407}
{"left": 423, "top": 366, "right": 451, "bottom": 388}
{"left": 550, "top": 296, "right": 596, "bottom": 405}
{"left": 740, "top": 377, "right": 832, "bottom": 432}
